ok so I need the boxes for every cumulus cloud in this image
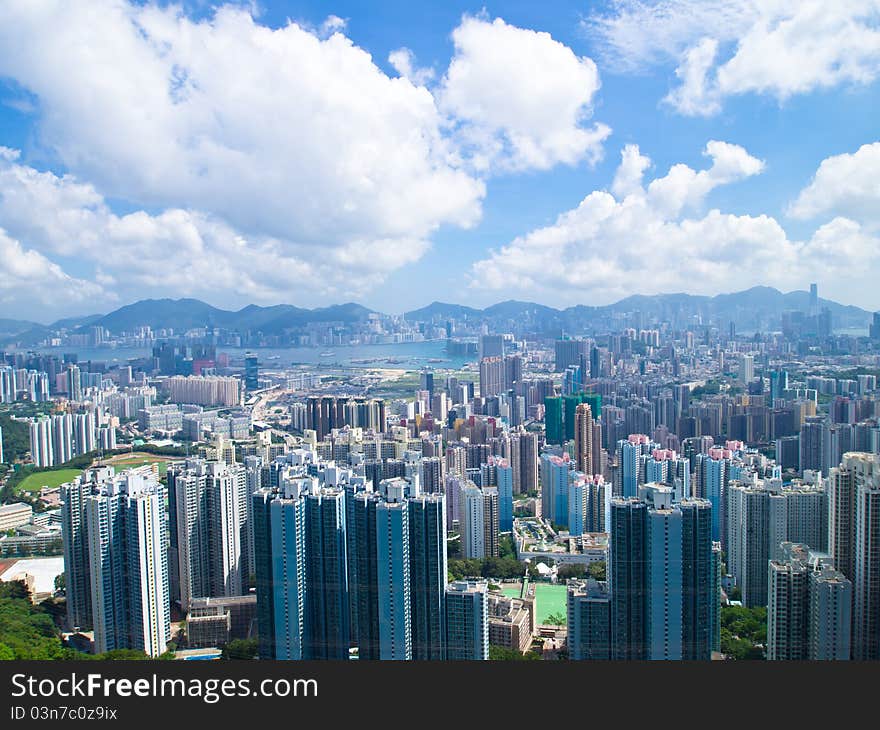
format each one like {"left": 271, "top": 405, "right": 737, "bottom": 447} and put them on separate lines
{"left": 388, "top": 47, "right": 435, "bottom": 86}
{"left": 0, "top": 1, "right": 485, "bottom": 266}
{"left": 439, "top": 14, "right": 611, "bottom": 172}
{"left": 789, "top": 142, "right": 880, "bottom": 225}
{"left": 0, "top": 227, "right": 105, "bottom": 312}
{"left": 0, "top": 148, "right": 426, "bottom": 314}
{"left": 469, "top": 141, "right": 879, "bottom": 304}
{"left": 0, "top": 3, "right": 616, "bottom": 319}
{"left": 587, "top": 1, "right": 880, "bottom": 116}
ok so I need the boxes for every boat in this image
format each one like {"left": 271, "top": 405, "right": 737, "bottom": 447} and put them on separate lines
{"left": 319, "top": 351, "right": 334, "bottom": 357}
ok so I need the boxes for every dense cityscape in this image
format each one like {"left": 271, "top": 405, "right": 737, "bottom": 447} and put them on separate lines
{"left": 1, "top": 282, "right": 879, "bottom": 661}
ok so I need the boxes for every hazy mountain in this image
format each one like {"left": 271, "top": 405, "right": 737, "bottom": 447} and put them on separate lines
{"left": 1, "top": 286, "right": 873, "bottom": 347}
{"left": 91, "top": 298, "right": 376, "bottom": 334}
{"left": 410, "top": 286, "right": 873, "bottom": 332}
{"left": 403, "top": 301, "right": 485, "bottom": 321}
{"left": 0, "top": 318, "right": 41, "bottom": 337}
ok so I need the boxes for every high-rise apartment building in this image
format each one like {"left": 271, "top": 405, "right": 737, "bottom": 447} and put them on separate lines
{"left": 574, "top": 403, "right": 594, "bottom": 476}
{"left": 829, "top": 452, "right": 880, "bottom": 659}
{"left": 610, "top": 485, "right": 714, "bottom": 660}
{"left": 767, "top": 542, "right": 852, "bottom": 660}
{"left": 83, "top": 471, "right": 170, "bottom": 656}
{"left": 444, "top": 581, "right": 489, "bottom": 660}
{"left": 567, "top": 579, "right": 612, "bottom": 660}
{"left": 408, "top": 494, "right": 447, "bottom": 661}
{"left": 727, "top": 477, "right": 828, "bottom": 608}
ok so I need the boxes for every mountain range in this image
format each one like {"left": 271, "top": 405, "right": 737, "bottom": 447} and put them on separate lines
{"left": 0, "top": 286, "right": 873, "bottom": 345}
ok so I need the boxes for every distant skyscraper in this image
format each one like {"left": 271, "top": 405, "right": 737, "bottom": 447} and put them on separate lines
{"left": 574, "top": 403, "right": 594, "bottom": 477}
{"left": 544, "top": 396, "right": 564, "bottom": 446}
{"left": 739, "top": 354, "right": 754, "bottom": 385}
{"left": 555, "top": 338, "right": 589, "bottom": 373}
{"left": 479, "top": 334, "right": 505, "bottom": 359}
{"left": 479, "top": 356, "right": 504, "bottom": 398}
{"left": 496, "top": 460, "right": 514, "bottom": 532}
{"left": 444, "top": 581, "right": 489, "bottom": 660}
{"left": 244, "top": 353, "right": 259, "bottom": 391}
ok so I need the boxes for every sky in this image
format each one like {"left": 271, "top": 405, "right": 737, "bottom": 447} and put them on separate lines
{"left": 0, "top": 0, "right": 879, "bottom": 323}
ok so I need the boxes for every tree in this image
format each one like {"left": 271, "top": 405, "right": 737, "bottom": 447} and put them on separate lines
{"left": 222, "top": 638, "right": 258, "bottom": 660}
{"left": 587, "top": 561, "right": 606, "bottom": 582}
{"left": 545, "top": 612, "right": 566, "bottom": 626}
{"left": 489, "top": 645, "right": 540, "bottom": 661}
{"left": 557, "top": 563, "right": 586, "bottom": 580}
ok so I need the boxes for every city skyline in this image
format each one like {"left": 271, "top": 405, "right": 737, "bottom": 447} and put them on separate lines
{"left": 0, "top": 2, "right": 879, "bottom": 321}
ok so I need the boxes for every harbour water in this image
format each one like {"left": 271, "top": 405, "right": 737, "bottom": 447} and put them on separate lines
{"left": 26, "top": 339, "right": 476, "bottom": 371}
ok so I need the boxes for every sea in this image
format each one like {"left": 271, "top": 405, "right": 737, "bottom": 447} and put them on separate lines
{"left": 24, "top": 339, "right": 476, "bottom": 371}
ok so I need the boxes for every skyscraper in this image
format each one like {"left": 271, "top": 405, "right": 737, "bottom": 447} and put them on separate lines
{"left": 574, "top": 403, "right": 594, "bottom": 476}
{"left": 85, "top": 472, "right": 170, "bottom": 657}
{"left": 304, "top": 488, "right": 350, "bottom": 660}
{"left": 496, "top": 459, "right": 514, "bottom": 532}
{"left": 269, "top": 493, "right": 307, "bottom": 660}
{"left": 168, "top": 460, "right": 249, "bottom": 611}
{"left": 252, "top": 487, "right": 278, "bottom": 660}
{"left": 829, "top": 453, "right": 880, "bottom": 659}
{"left": 479, "top": 356, "right": 504, "bottom": 398}
{"left": 244, "top": 353, "right": 259, "bottom": 391}
{"left": 767, "top": 542, "right": 851, "bottom": 660}
{"left": 408, "top": 494, "right": 447, "bottom": 661}
{"left": 376, "top": 500, "right": 411, "bottom": 660}
{"left": 726, "top": 474, "right": 828, "bottom": 609}
{"left": 567, "top": 578, "right": 611, "bottom": 660}
{"left": 610, "top": 485, "right": 714, "bottom": 660}
{"left": 444, "top": 581, "right": 489, "bottom": 660}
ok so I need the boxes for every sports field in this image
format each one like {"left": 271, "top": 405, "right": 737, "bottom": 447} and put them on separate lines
{"left": 16, "top": 469, "right": 82, "bottom": 493}
{"left": 502, "top": 581, "right": 567, "bottom": 625}
{"left": 95, "top": 452, "right": 179, "bottom": 476}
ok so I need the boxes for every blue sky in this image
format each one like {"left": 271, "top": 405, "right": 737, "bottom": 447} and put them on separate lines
{"left": 0, "top": 1, "right": 879, "bottom": 322}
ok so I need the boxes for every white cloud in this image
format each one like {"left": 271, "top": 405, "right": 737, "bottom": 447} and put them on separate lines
{"left": 0, "top": 3, "right": 617, "bottom": 319}
{"left": 388, "top": 47, "right": 435, "bottom": 86}
{"left": 662, "top": 37, "right": 721, "bottom": 116}
{"left": 789, "top": 142, "right": 880, "bottom": 225}
{"left": 439, "top": 14, "right": 611, "bottom": 172}
{"left": 0, "top": 1, "right": 485, "bottom": 266}
{"left": 0, "top": 227, "right": 105, "bottom": 312}
{"left": 587, "top": 1, "right": 880, "bottom": 115}
{"left": 469, "top": 141, "right": 878, "bottom": 304}
{"left": 0, "top": 148, "right": 426, "bottom": 312}
{"left": 319, "top": 15, "right": 348, "bottom": 36}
